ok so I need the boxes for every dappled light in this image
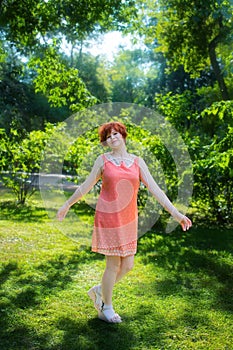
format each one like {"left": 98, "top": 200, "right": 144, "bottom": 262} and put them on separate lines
{"left": 0, "top": 0, "right": 232, "bottom": 348}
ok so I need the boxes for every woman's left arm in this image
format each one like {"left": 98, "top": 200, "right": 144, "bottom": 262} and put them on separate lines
{"left": 138, "top": 157, "right": 192, "bottom": 231}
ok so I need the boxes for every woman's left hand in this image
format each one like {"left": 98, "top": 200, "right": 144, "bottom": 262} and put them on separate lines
{"left": 57, "top": 202, "right": 70, "bottom": 222}
{"left": 180, "top": 216, "right": 192, "bottom": 231}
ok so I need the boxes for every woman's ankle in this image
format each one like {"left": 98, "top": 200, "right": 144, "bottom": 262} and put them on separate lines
{"left": 100, "top": 302, "right": 122, "bottom": 323}
{"left": 102, "top": 303, "right": 112, "bottom": 310}
{"left": 101, "top": 303, "right": 115, "bottom": 318}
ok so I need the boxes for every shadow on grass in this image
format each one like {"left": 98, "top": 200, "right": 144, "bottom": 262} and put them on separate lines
{"left": 54, "top": 307, "right": 171, "bottom": 350}
{"left": 0, "top": 201, "right": 48, "bottom": 222}
{"left": 0, "top": 249, "right": 105, "bottom": 350}
{"left": 0, "top": 253, "right": 170, "bottom": 350}
{"left": 0, "top": 315, "right": 147, "bottom": 350}
{"left": 0, "top": 324, "right": 51, "bottom": 350}
{"left": 53, "top": 317, "right": 137, "bottom": 350}
{"left": 0, "top": 199, "right": 95, "bottom": 224}
{"left": 0, "top": 249, "right": 102, "bottom": 306}
{"left": 138, "top": 227, "right": 233, "bottom": 312}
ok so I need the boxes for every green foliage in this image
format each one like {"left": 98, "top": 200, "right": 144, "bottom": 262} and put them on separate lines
{"left": 29, "top": 47, "right": 97, "bottom": 112}
{"left": 109, "top": 49, "right": 150, "bottom": 104}
{"left": 156, "top": 0, "right": 232, "bottom": 100}
{"left": 0, "top": 40, "right": 6, "bottom": 64}
{"left": 136, "top": 0, "right": 233, "bottom": 100}
{"left": 74, "top": 53, "right": 112, "bottom": 103}
{"left": 155, "top": 0, "right": 232, "bottom": 72}
{"left": 155, "top": 90, "right": 233, "bottom": 138}
{"left": 0, "top": 193, "right": 233, "bottom": 350}
{"left": 193, "top": 126, "right": 233, "bottom": 224}
{"left": 155, "top": 90, "right": 199, "bottom": 132}
{"left": 0, "top": 0, "right": 232, "bottom": 226}
{"left": 0, "top": 0, "right": 138, "bottom": 120}
{"left": 155, "top": 92, "right": 233, "bottom": 223}
{"left": 0, "top": 126, "right": 56, "bottom": 204}
{"left": 0, "top": 43, "right": 69, "bottom": 132}
{"left": 64, "top": 129, "right": 100, "bottom": 177}
{"left": 0, "top": 0, "right": 136, "bottom": 48}
{"left": 199, "top": 100, "right": 233, "bottom": 137}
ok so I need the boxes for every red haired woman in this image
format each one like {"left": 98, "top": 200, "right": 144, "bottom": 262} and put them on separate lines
{"left": 57, "top": 121, "right": 192, "bottom": 323}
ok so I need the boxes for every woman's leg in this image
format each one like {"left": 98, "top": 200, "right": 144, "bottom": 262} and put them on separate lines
{"left": 97, "top": 255, "right": 134, "bottom": 322}
{"left": 101, "top": 255, "right": 121, "bottom": 305}
{"left": 115, "top": 255, "right": 134, "bottom": 283}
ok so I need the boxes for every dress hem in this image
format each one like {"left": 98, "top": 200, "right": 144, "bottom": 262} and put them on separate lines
{"left": 92, "top": 239, "right": 137, "bottom": 257}
{"left": 91, "top": 248, "right": 137, "bottom": 257}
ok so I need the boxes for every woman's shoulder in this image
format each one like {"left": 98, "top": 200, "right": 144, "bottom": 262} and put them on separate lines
{"left": 129, "top": 153, "right": 145, "bottom": 159}
{"left": 136, "top": 156, "right": 147, "bottom": 168}
{"left": 94, "top": 154, "right": 105, "bottom": 166}
{"left": 129, "top": 153, "right": 138, "bottom": 159}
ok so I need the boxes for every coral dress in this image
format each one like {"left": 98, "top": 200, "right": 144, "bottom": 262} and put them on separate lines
{"left": 92, "top": 154, "right": 140, "bottom": 257}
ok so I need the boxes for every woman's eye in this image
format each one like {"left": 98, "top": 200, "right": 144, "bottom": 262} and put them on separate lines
{"left": 106, "top": 132, "right": 118, "bottom": 140}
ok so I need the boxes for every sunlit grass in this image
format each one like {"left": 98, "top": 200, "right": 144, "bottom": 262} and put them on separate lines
{"left": 0, "top": 189, "right": 233, "bottom": 350}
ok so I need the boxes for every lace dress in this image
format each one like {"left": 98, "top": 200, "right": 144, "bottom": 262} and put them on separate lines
{"left": 92, "top": 153, "right": 140, "bottom": 257}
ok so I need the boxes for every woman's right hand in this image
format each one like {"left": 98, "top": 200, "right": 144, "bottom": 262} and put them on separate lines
{"left": 56, "top": 202, "right": 70, "bottom": 221}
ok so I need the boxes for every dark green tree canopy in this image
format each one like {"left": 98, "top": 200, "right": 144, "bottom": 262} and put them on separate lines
{"left": 126, "top": 0, "right": 232, "bottom": 100}
{"left": 155, "top": 0, "right": 232, "bottom": 99}
{"left": 0, "top": 0, "right": 137, "bottom": 49}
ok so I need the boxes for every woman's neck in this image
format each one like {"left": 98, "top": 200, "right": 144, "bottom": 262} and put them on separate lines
{"left": 110, "top": 145, "right": 128, "bottom": 158}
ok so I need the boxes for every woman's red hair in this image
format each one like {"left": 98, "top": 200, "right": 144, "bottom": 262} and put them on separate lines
{"left": 98, "top": 122, "right": 128, "bottom": 143}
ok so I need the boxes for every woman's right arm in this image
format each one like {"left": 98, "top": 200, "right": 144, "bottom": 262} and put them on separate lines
{"left": 57, "top": 155, "right": 103, "bottom": 221}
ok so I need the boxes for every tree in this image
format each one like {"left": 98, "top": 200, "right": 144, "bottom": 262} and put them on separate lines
{"left": 193, "top": 122, "right": 233, "bottom": 224}
{"left": 0, "top": 41, "right": 70, "bottom": 132}
{"left": 0, "top": 0, "right": 137, "bottom": 50}
{"left": 121, "top": 1, "right": 223, "bottom": 103}
{"left": 73, "top": 52, "right": 112, "bottom": 103}
{"left": 108, "top": 48, "right": 151, "bottom": 104}
{"left": 0, "top": 125, "right": 56, "bottom": 204}
{"left": 155, "top": 0, "right": 232, "bottom": 100}
{"left": 0, "top": 0, "right": 137, "bottom": 114}
{"left": 29, "top": 46, "right": 97, "bottom": 113}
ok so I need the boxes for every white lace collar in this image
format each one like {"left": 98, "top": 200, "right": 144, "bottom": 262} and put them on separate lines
{"left": 105, "top": 153, "right": 137, "bottom": 168}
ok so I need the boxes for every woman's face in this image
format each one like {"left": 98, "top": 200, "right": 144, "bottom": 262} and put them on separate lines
{"left": 106, "top": 129, "right": 124, "bottom": 148}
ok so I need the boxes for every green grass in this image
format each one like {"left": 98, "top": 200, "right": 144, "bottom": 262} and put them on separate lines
{"left": 0, "top": 189, "right": 233, "bottom": 350}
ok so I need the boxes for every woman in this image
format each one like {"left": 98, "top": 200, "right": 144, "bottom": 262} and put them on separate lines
{"left": 57, "top": 121, "right": 192, "bottom": 323}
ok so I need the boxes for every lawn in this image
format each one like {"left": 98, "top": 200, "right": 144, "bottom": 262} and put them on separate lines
{"left": 0, "top": 189, "right": 233, "bottom": 350}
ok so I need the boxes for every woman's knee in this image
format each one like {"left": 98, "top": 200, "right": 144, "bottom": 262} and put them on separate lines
{"left": 106, "top": 256, "right": 121, "bottom": 273}
{"left": 121, "top": 256, "right": 134, "bottom": 273}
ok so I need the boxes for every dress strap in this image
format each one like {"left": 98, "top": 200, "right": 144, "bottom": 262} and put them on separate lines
{"left": 101, "top": 154, "right": 109, "bottom": 170}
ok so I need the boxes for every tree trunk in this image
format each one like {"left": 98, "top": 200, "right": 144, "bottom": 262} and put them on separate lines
{"left": 208, "top": 39, "right": 229, "bottom": 101}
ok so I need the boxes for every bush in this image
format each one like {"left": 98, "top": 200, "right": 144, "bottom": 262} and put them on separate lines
{"left": 193, "top": 126, "right": 233, "bottom": 224}
{"left": 0, "top": 126, "right": 54, "bottom": 204}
